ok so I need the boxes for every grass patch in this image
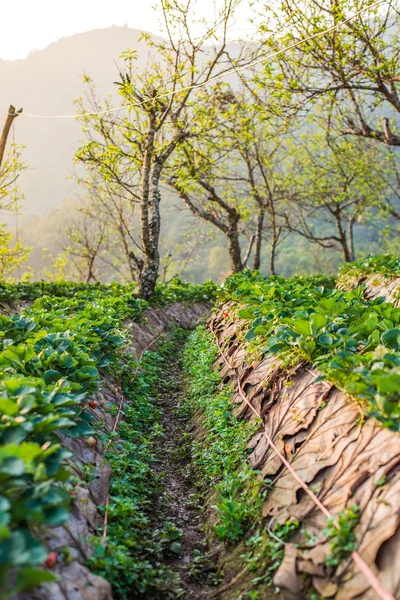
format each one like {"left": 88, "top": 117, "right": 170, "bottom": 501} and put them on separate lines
{"left": 88, "top": 336, "right": 187, "bottom": 599}
{"left": 181, "top": 325, "right": 301, "bottom": 596}
{"left": 182, "top": 325, "right": 264, "bottom": 544}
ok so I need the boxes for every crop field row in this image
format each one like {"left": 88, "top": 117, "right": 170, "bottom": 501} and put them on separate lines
{"left": 1, "top": 256, "right": 400, "bottom": 599}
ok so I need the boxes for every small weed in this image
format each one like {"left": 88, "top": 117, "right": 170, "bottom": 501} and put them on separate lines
{"left": 324, "top": 504, "right": 360, "bottom": 567}
{"left": 187, "top": 548, "right": 219, "bottom": 585}
{"left": 88, "top": 337, "right": 186, "bottom": 599}
{"left": 213, "top": 498, "right": 249, "bottom": 542}
{"left": 182, "top": 326, "right": 263, "bottom": 545}
{"left": 241, "top": 520, "right": 299, "bottom": 588}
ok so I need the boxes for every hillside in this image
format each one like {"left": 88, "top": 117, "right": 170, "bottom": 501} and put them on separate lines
{"left": 0, "top": 26, "right": 156, "bottom": 216}
{"left": 1, "top": 27, "right": 245, "bottom": 282}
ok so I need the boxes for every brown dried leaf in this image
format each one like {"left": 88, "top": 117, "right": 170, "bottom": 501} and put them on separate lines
{"left": 273, "top": 544, "right": 305, "bottom": 600}
{"left": 263, "top": 389, "right": 360, "bottom": 518}
{"left": 250, "top": 369, "right": 330, "bottom": 479}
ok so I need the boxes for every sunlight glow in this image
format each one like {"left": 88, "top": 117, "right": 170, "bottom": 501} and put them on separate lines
{"left": 0, "top": 0, "right": 256, "bottom": 60}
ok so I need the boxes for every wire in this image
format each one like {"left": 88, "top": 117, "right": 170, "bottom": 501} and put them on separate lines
{"left": 11, "top": 0, "right": 386, "bottom": 120}
{"left": 211, "top": 323, "right": 395, "bottom": 600}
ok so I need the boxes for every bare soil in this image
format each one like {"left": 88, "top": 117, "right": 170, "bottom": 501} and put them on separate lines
{"left": 151, "top": 354, "right": 217, "bottom": 600}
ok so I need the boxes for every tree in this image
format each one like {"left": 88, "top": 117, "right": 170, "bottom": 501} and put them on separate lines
{"left": 0, "top": 115, "right": 24, "bottom": 214}
{"left": 159, "top": 227, "right": 213, "bottom": 283}
{"left": 0, "top": 106, "right": 30, "bottom": 280}
{"left": 378, "top": 147, "right": 400, "bottom": 221}
{"left": 63, "top": 178, "right": 141, "bottom": 283}
{"left": 168, "top": 82, "right": 296, "bottom": 274}
{"left": 167, "top": 86, "right": 249, "bottom": 273}
{"left": 226, "top": 95, "right": 295, "bottom": 274}
{"left": 75, "top": 0, "right": 242, "bottom": 298}
{"left": 285, "top": 128, "right": 389, "bottom": 262}
{"left": 62, "top": 207, "right": 108, "bottom": 283}
{"left": 0, "top": 226, "right": 30, "bottom": 281}
{"left": 256, "top": 0, "right": 400, "bottom": 146}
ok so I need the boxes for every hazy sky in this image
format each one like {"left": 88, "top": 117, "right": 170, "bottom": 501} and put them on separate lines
{"left": 0, "top": 0, "right": 256, "bottom": 60}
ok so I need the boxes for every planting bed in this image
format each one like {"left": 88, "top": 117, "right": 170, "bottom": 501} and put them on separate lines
{"left": 0, "top": 280, "right": 214, "bottom": 600}
{"left": 2, "top": 257, "right": 400, "bottom": 600}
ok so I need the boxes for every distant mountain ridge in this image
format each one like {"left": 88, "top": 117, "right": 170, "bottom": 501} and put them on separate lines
{"left": 0, "top": 26, "right": 157, "bottom": 216}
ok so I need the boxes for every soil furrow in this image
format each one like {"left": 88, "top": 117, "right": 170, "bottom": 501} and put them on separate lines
{"left": 151, "top": 350, "right": 215, "bottom": 599}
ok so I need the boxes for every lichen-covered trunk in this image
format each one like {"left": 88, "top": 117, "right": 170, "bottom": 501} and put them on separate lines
{"left": 138, "top": 118, "right": 162, "bottom": 300}
{"left": 138, "top": 171, "right": 161, "bottom": 300}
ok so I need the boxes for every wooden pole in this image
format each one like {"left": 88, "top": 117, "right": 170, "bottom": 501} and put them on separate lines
{"left": 0, "top": 105, "right": 23, "bottom": 168}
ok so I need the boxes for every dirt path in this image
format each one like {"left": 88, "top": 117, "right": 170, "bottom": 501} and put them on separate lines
{"left": 152, "top": 353, "right": 216, "bottom": 600}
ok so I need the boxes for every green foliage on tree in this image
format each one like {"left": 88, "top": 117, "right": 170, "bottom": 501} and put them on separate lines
{"left": 75, "top": 0, "right": 242, "bottom": 298}
{"left": 0, "top": 226, "right": 31, "bottom": 281}
{"left": 0, "top": 141, "right": 30, "bottom": 281}
{"left": 257, "top": 0, "right": 400, "bottom": 145}
{"left": 285, "top": 123, "right": 391, "bottom": 261}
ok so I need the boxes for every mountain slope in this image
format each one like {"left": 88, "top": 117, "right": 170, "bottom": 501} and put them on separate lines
{"left": 0, "top": 26, "right": 155, "bottom": 215}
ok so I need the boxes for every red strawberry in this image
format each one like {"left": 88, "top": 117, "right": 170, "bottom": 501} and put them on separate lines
{"left": 88, "top": 400, "right": 98, "bottom": 409}
{"left": 117, "top": 387, "right": 122, "bottom": 393}
{"left": 44, "top": 552, "right": 57, "bottom": 569}
{"left": 223, "top": 312, "right": 229, "bottom": 318}
{"left": 70, "top": 490, "right": 77, "bottom": 497}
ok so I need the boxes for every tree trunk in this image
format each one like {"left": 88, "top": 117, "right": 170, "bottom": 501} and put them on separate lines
{"left": 334, "top": 210, "right": 352, "bottom": 262}
{"left": 243, "top": 235, "right": 255, "bottom": 268}
{"left": 227, "top": 218, "right": 243, "bottom": 273}
{"left": 137, "top": 121, "right": 162, "bottom": 300}
{"left": 86, "top": 256, "right": 96, "bottom": 283}
{"left": 0, "top": 105, "right": 22, "bottom": 168}
{"left": 270, "top": 235, "right": 278, "bottom": 275}
{"left": 138, "top": 170, "right": 161, "bottom": 299}
{"left": 339, "top": 235, "right": 352, "bottom": 262}
{"left": 348, "top": 218, "right": 356, "bottom": 262}
{"left": 138, "top": 258, "right": 159, "bottom": 299}
{"left": 253, "top": 208, "right": 265, "bottom": 270}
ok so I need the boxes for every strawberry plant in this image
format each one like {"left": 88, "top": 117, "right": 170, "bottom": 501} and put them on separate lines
{"left": 219, "top": 269, "right": 400, "bottom": 431}
{"left": 0, "top": 278, "right": 214, "bottom": 595}
{"left": 338, "top": 254, "right": 400, "bottom": 285}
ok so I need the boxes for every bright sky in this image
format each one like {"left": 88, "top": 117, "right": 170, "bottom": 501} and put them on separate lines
{"left": 0, "top": 0, "right": 257, "bottom": 60}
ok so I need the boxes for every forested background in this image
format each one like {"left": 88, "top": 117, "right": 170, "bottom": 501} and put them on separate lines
{"left": 0, "top": 0, "right": 399, "bottom": 291}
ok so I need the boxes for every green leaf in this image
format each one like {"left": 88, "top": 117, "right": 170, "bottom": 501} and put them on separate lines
{"left": 318, "top": 333, "right": 334, "bottom": 346}
{"left": 245, "top": 328, "right": 257, "bottom": 342}
{"left": 293, "top": 319, "right": 310, "bottom": 336}
{"left": 310, "top": 313, "right": 328, "bottom": 336}
{"left": 43, "top": 370, "right": 62, "bottom": 384}
{"left": 14, "top": 567, "right": 58, "bottom": 593}
{"left": 0, "top": 398, "right": 19, "bottom": 416}
{"left": 0, "top": 456, "right": 25, "bottom": 476}
{"left": 381, "top": 329, "right": 400, "bottom": 350}
{"left": 170, "top": 541, "right": 182, "bottom": 554}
